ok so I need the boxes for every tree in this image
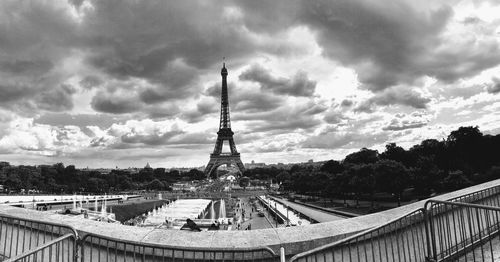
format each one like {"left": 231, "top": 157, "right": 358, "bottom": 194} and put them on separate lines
{"left": 153, "top": 168, "right": 166, "bottom": 180}
{"left": 441, "top": 170, "right": 472, "bottom": 191}
{"left": 276, "top": 171, "right": 291, "bottom": 184}
{"left": 186, "top": 169, "right": 205, "bottom": 180}
{"left": 347, "top": 164, "right": 375, "bottom": 207}
{"left": 381, "top": 143, "right": 410, "bottom": 166}
{"left": 326, "top": 172, "right": 350, "bottom": 204}
{"left": 412, "top": 157, "right": 442, "bottom": 197}
{"left": 446, "top": 126, "right": 484, "bottom": 173}
{"left": 147, "top": 179, "right": 165, "bottom": 190}
{"left": 344, "top": 148, "right": 379, "bottom": 166}
{"left": 320, "top": 160, "right": 344, "bottom": 174}
{"left": 239, "top": 176, "right": 250, "bottom": 189}
{"left": 374, "top": 160, "right": 409, "bottom": 206}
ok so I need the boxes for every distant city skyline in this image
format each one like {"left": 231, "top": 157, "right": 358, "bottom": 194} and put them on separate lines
{"left": 1, "top": 1, "right": 500, "bottom": 168}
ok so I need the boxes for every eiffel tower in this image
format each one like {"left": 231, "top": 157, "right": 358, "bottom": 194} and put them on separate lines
{"left": 204, "top": 63, "right": 245, "bottom": 178}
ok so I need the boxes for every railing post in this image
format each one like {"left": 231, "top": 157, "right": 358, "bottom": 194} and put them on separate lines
{"left": 423, "top": 202, "right": 437, "bottom": 262}
{"left": 280, "top": 246, "right": 285, "bottom": 262}
{"left": 74, "top": 236, "right": 80, "bottom": 262}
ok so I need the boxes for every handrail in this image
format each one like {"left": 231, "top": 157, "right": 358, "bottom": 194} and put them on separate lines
{"left": 289, "top": 208, "right": 426, "bottom": 262}
{"left": 80, "top": 232, "right": 277, "bottom": 254}
{"left": 424, "top": 199, "right": 500, "bottom": 261}
{"left": 4, "top": 233, "right": 75, "bottom": 262}
{"left": 0, "top": 212, "right": 79, "bottom": 261}
{"left": 289, "top": 184, "right": 500, "bottom": 262}
{"left": 80, "top": 232, "right": 278, "bottom": 262}
{"left": 424, "top": 199, "right": 500, "bottom": 212}
{"left": 0, "top": 213, "right": 79, "bottom": 238}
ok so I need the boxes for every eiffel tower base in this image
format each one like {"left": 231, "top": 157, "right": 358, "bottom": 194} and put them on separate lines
{"left": 205, "top": 155, "right": 245, "bottom": 178}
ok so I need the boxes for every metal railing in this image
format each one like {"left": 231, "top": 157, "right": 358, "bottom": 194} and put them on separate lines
{"left": 290, "top": 184, "right": 500, "bottom": 262}
{"left": 0, "top": 214, "right": 278, "bottom": 262}
{"left": 447, "top": 185, "right": 500, "bottom": 205}
{"left": 289, "top": 209, "right": 427, "bottom": 262}
{"left": 424, "top": 200, "right": 500, "bottom": 262}
{"left": 5, "top": 233, "right": 77, "bottom": 262}
{"left": 0, "top": 213, "right": 78, "bottom": 261}
{"left": 80, "top": 233, "right": 278, "bottom": 262}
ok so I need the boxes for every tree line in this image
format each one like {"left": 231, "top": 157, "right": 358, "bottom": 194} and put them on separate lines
{"left": 243, "top": 126, "right": 500, "bottom": 206}
{"left": 1, "top": 126, "right": 500, "bottom": 199}
{"left": 0, "top": 163, "right": 206, "bottom": 194}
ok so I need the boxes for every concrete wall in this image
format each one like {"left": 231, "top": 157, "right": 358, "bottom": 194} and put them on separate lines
{"left": 1, "top": 179, "right": 500, "bottom": 257}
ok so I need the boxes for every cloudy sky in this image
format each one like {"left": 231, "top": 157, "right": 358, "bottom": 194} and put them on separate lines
{"left": 1, "top": 0, "right": 500, "bottom": 168}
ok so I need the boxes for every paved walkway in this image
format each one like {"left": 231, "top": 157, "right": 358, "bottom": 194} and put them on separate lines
{"left": 232, "top": 197, "right": 275, "bottom": 230}
{"left": 271, "top": 197, "right": 346, "bottom": 223}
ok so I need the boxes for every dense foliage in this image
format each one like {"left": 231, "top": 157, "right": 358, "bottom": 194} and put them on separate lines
{"left": 0, "top": 164, "right": 205, "bottom": 193}
{"left": 242, "top": 126, "right": 500, "bottom": 204}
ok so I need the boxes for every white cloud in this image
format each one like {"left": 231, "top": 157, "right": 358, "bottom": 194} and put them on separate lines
{"left": 1, "top": 0, "right": 500, "bottom": 167}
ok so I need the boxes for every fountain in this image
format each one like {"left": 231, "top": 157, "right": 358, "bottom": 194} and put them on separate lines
{"left": 100, "top": 201, "right": 106, "bottom": 217}
{"left": 209, "top": 200, "right": 215, "bottom": 220}
{"left": 72, "top": 195, "right": 77, "bottom": 210}
{"left": 218, "top": 199, "right": 226, "bottom": 218}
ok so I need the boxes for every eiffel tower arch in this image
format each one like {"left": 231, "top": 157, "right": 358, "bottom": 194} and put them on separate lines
{"left": 205, "top": 63, "right": 245, "bottom": 178}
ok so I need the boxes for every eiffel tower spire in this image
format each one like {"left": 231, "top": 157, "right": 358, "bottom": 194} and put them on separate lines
{"left": 204, "top": 63, "right": 245, "bottom": 178}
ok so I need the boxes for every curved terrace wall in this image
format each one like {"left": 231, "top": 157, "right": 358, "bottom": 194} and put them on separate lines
{"left": 1, "top": 179, "right": 500, "bottom": 256}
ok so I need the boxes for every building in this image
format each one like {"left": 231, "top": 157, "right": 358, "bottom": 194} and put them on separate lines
{"left": 244, "top": 160, "right": 266, "bottom": 169}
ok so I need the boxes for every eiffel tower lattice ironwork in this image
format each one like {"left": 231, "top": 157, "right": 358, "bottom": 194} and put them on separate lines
{"left": 204, "top": 63, "right": 245, "bottom": 177}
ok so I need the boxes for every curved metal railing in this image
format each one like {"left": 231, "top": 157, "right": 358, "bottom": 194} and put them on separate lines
{"left": 290, "top": 184, "right": 500, "bottom": 262}
{"left": 0, "top": 213, "right": 79, "bottom": 261}
{"left": 80, "top": 232, "right": 278, "bottom": 262}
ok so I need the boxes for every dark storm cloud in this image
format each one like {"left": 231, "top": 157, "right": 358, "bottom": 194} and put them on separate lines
{"left": 145, "top": 104, "right": 181, "bottom": 119}
{"left": 487, "top": 78, "right": 500, "bottom": 94}
{"left": 136, "top": 60, "right": 198, "bottom": 103}
{"left": 0, "top": 0, "right": 305, "bottom": 118}
{"left": 341, "top": 99, "right": 353, "bottom": 107}
{"left": 239, "top": 64, "right": 316, "bottom": 96}
{"left": 355, "top": 87, "right": 431, "bottom": 112}
{"left": 204, "top": 81, "right": 284, "bottom": 114}
{"left": 91, "top": 93, "right": 142, "bottom": 114}
{"left": 236, "top": 100, "right": 326, "bottom": 133}
{"left": 0, "top": 1, "right": 79, "bottom": 113}
{"left": 323, "top": 110, "right": 347, "bottom": 124}
{"left": 297, "top": 0, "right": 500, "bottom": 91}
{"left": 36, "top": 84, "right": 75, "bottom": 112}
{"left": 0, "top": 59, "right": 53, "bottom": 75}
{"left": 181, "top": 98, "right": 219, "bottom": 123}
{"left": 233, "top": 91, "right": 285, "bottom": 113}
{"left": 2, "top": 0, "right": 500, "bottom": 122}
{"left": 79, "top": 76, "right": 103, "bottom": 90}
{"left": 78, "top": 0, "right": 302, "bottom": 87}
{"left": 0, "top": 83, "right": 36, "bottom": 103}
{"left": 34, "top": 113, "right": 120, "bottom": 129}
